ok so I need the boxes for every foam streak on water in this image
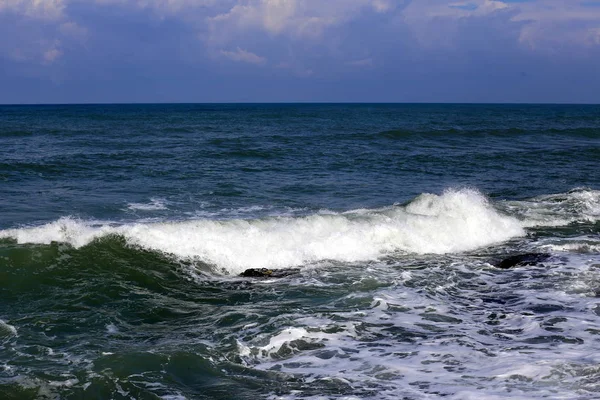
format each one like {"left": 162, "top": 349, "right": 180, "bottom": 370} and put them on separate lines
{"left": 235, "top": 254, "right": 600, "bottom": 400}
{"left": 126, "top": 198, "right": 169, "bottom": 211}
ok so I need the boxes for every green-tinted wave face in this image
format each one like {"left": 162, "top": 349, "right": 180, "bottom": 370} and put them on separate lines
{"left": 2, "top": 236, "right": 394, "bottom": 399}
{"left": 0, "top": 238, "right": 258, "bottom": 398}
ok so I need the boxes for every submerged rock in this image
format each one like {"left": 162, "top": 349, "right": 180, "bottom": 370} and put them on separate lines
{"left": 240, "top": 268, "right": 300, "bottom": 278}
{"left": 495, "top": 253, "right": 551, "bottom": 269}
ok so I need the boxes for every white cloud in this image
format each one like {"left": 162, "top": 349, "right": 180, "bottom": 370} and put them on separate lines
{"left": 93, "top": 0, "right": 221, "bottom": 17}
{"left": 2, "top": 0, "right": 600, "bottom": 75}
{"left": 372, "top": 0, "right": 392, "bottom": 13}
{"left": 43, "top": 46, "right": 62, "bottom": 64}
{"left": 510, "top": 0, "right": 600, "bottom": 50}
{"left": 513, "top": 0, "right": 600, "bottom": 23}
{"left": 0, "top": 0, "right": 65, "bottom": 19}
{"left": 402, "top": 0, "right": 600, "bottom": 50}
{"left": 1, "top": 34, "right": 65, "bottom": 64}
{"left": 0, "top": 1, "right": 75, "bottom": 65}
{"left": 403, "top": 0, "right": 507, "bottom": 21}
{"left": 220, "top": 47, "right": 267, "bottom": 65}
{"left": 207, "top": 0, "right": 398, "bottom": 44}
{"left": 59, "top": 21, "right": 87, "bottom": 40}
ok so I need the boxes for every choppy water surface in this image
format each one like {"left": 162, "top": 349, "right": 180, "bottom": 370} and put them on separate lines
{"left": 0, "top": 104, "right": 599, "bottom": 399}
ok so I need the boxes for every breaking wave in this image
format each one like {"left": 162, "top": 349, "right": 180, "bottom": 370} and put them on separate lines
{"left": 0, "top": 189, "right": 523, "bottom": 274}
{"left": 1, "top": 188, "right": 598, "bottom": 274}
{"left": 501, "top": 188, "right": 600, "bottom": 227}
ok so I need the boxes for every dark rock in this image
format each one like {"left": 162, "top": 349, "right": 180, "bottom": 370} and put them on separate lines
{"left": 495, "top": 253, "right": 551, "bottom": 269}
{"left": 240, "top": 268, "right": 273, "bottom": 277}
{"left": 240, "top": 268, "right": 300, "bottom": 278}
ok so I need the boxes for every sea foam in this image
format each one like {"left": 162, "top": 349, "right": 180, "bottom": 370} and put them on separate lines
{"left": 503, "top": 188, "right": 600, "bottom": 227}
{"left": 0, "top": 189, "right": 525, "bottom": 274}
{"left": 127, "top": 198, "right": 169, "bottom": 211}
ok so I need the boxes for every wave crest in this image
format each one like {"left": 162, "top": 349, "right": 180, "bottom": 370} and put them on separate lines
{"left": 0, "top": 189, "right": 524, "bottom": 274}
{"left": 502, "top": 188, "right": 600, "bottom": 227}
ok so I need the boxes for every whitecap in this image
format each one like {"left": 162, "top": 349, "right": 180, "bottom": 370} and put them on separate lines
{"left": 0, "top": 189, "right": 526, "bottom": 274}
{"left": 502, "top": 188, "right": 600, "bottom": 227}
{"left": 127, "top": 198, "right": 169, "bottom": 211}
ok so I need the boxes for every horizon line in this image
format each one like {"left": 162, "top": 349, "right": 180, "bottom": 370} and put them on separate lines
{"left": 1, "top": 101, "right": 599, "bottom": 106}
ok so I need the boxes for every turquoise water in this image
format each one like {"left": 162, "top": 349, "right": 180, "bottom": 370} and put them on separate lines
{"left": 0, "top": 104, "right": 599, "bottom": 399}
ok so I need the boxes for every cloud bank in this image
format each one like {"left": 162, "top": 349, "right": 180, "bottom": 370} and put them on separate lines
{"left": 1, "top": 0, "right": 599, "bottom": 102}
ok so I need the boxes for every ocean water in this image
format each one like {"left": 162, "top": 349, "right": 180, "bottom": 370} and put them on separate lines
{"left": 0, "top": 103, "right": 599, "bottom": 399}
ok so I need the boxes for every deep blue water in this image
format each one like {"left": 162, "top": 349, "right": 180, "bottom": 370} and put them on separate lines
{"left": 0, "top": 104, "right": 599, "bottom": 399}
{"left": 2, "top": 103, "right": 598, "bottom": 227}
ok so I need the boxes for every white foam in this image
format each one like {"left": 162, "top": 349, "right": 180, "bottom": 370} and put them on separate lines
{"left": 127, "top": 198, "right": 169, "bottom": 211}
{"left": 534, "top": 235, "right": 600, "bottom": 254}
{"left": 542, "top": 242, "right": 600, "bottom": 254}
{"left": 0, "top": 217, "right": 113, "bottom": 248}
{"left": 503, "top": 188, "right": 600, "bottom": 227}
{"left": 237, "top": 327, "right": 323, "bottom": 359}
{"left": 0, "top": 319, "right": 17, "bottom": 339}
{"left": 187, "top": 205, "right": 309, "bottom": 219}
{"left": 240, "top": 270, "right": 600, "bottom": 400}
{"left": 49, "top": 378, "right": 79, "bottom": 388}
{"left": 0, "top": 189, "right": 525, "bottom": 274}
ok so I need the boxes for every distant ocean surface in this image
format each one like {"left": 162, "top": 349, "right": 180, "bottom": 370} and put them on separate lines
{"left": 0, "top": 103, "right": 599, "bottom": 399}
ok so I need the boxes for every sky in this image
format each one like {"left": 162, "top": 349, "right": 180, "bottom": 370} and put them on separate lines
{"left": 1, "top": 0, "right": 600, "bottom": 103}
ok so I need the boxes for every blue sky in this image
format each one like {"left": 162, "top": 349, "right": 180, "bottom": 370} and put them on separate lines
{"left": 1, "top": 0, "right": 599, "bottom": 103}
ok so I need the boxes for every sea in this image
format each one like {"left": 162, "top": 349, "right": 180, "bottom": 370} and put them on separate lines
{"left": 0, "top": 103, "right": 599, "bottom": 400}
